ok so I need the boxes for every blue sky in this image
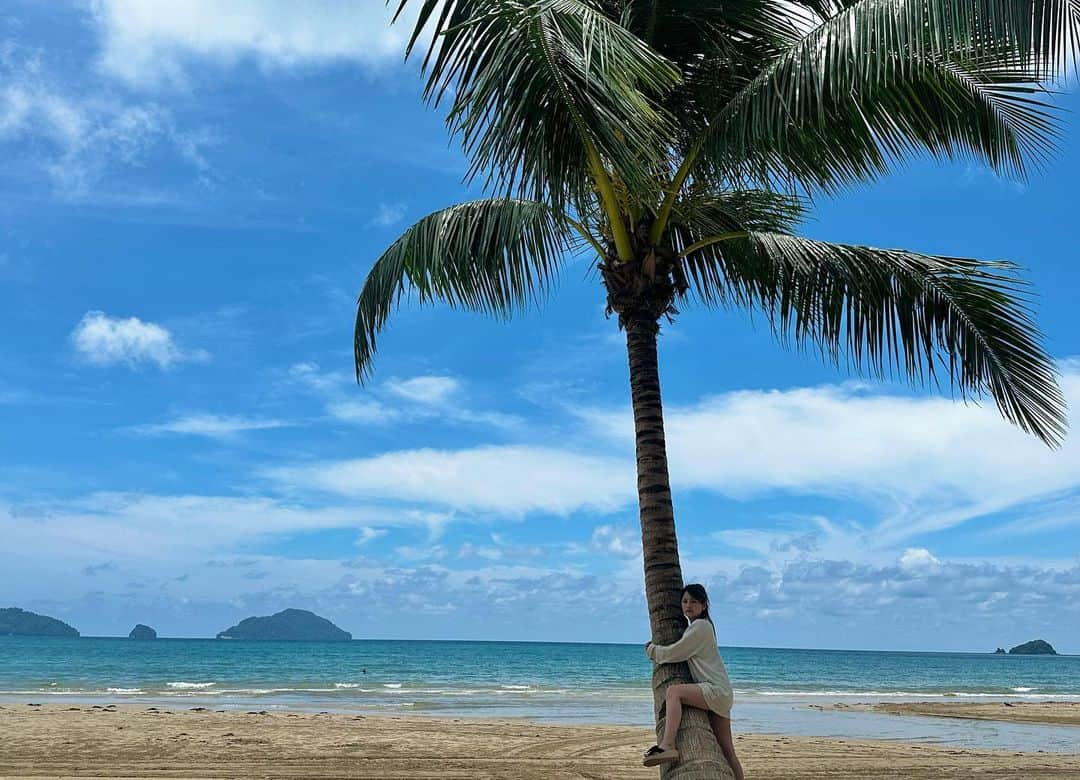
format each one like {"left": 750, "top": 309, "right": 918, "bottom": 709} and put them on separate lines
{"left": 3, "top": 1, "right": 1080, "bottom": 651}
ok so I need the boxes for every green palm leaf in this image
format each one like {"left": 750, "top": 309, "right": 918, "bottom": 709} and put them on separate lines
{"left": 693, "top": 0, "right": 1075, "bottom": 190}
{"left": 678, "top": 231, "right": 1067, "bottom": 445}
{"left": 395, "top": 0, "right": 681, "bottom": 209}
{"left": 369, "top": 0, "right": 1072, "bottom": 450}
{"left": 670, "top": 189, "right": 808, "bottom": 236}
{"left": 354, "top": 198, "right": 576, "bottom": 380}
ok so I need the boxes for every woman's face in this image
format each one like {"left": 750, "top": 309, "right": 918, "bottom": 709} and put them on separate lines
{"left": 681, "top": 592, "right": 705, "bottom": 621}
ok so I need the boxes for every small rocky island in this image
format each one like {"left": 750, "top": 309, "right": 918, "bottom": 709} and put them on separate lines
{"left": 1009, "top": 639, "right": 1057, "bottom": 655}
{"left": 216, "top": 608, "right": 351, "bottom": 641}
{"left": 128, "top": 624, "right": 157, "bottom": 640}
{"left": 0, "top": 607, "right": 79, "bottom": 637}
{"left": 994, "top": 647, "right": 1007, "bottom": 654}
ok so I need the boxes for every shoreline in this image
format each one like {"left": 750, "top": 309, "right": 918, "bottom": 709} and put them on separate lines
{"left": 2, "top": 704, "right": 1079, "bottom": 779}
{"left": 4, "top": 693, "right": 1080, "bottom": 754}
{"left": 813, "top": 701, "right": 1080, "bottom": 726}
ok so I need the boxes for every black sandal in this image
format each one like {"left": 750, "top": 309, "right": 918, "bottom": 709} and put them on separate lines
{"left": 643, "top": 745, "right": 680, "bottom": 767}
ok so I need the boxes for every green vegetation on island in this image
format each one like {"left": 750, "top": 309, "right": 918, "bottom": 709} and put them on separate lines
{"left": 216, "top": 608, "right": 351, "bottom": 641}
{"left": 1009, "top": 639, "right": 1057, "bottom": 655}
{"left": 0, "top": 607, "right": 79, "bottom": 637}
{"left": 129, "top": 624, "right": 157, "bottom": 640}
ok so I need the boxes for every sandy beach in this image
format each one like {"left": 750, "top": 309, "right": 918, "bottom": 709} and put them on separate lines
{"left": 815, "top": 700, "right": 1080, "bottom": 726}
{"left": 1, "top": 704, "right": 1078, "bottom": 779}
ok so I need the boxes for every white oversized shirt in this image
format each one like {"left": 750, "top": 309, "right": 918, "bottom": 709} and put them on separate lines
{"left": 646, "top": 618, "right": 732, "bottom": 693}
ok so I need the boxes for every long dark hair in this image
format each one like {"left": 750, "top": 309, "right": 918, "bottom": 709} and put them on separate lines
{"left": 682, "top": 583, "right": 713, "bottom": 626}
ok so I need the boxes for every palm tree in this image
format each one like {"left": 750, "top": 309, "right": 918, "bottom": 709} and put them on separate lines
{"left": 355, "top": 1, "right": 1074, "bottom": 776}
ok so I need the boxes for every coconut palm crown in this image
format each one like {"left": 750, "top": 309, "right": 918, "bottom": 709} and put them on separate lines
{"left": 356, "top": 1, "right": 1075, "bottom": 776}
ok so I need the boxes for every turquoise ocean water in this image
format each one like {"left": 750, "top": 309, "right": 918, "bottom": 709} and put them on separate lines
{"left": 3, "top": 637, "right": 1078, "bottom": 752}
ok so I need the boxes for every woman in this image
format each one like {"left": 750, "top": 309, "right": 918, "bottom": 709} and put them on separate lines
{"left": 642, "top": 584, "right": 743, "bottom": 778}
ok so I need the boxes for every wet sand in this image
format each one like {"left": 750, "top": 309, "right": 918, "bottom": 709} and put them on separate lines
{"left": 814, "top": 701, "right": 1080, "bottom": 727}
{"left": 1, "top": 704, "right": 1078, "bottom": 779}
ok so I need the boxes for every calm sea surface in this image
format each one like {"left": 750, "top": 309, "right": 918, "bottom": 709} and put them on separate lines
{"left": 3, "top": 637, "right": 1078, "bottom": 752}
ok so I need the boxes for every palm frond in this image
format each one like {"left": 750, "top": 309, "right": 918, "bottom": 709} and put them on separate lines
{"left": 394, "top": 0, "right": 681, "bottom": 209}
{"left": 669, "top": 189, "right": 808, "bottom": 237}
{"left": 679, "top": 231, "right": 1067, "bottom": 446}
{"left": 694, "top": 0, "right": 1076, "bottom": 191}
{"left": 354, "top": 198, "right": 575, "bottom": 380}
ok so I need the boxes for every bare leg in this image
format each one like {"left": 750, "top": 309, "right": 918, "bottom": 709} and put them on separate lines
{"left": 659, "top": 684, "right": 710, "bottom": 751}
{"left": 708, "top": 712, "right": 744, "bottom": 780}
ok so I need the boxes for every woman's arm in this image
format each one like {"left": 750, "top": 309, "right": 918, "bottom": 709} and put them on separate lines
{"left": 646, "top": 621, "right": 710, "bottom": 664}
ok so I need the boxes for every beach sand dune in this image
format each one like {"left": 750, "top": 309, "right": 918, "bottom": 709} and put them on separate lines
{"left": 1, "top": 705, "right": 1078, "bottom": 779}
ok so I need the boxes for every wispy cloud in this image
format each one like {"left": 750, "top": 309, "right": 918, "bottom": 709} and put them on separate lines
{"left": 273, "top": 363, "right": 1080, "bottom": 544}
{"left": 71, "top": 311, "right": 209, "bottom": 369}
{"left": 385, "top": 375, "right": 459, "bottom": 405}
{"left": 270, "top": 445, "right": 633, "bottom": 516}
{"left": 291, "top": 363, "right": 523, "bottom": 432}
{"left": 591, "top": 524, "right": 641, "bottom": 559}
{"left": 2, "top": 493, "right": 440, "bottom": 560}
{"left": 985, "top": 492, "right": 1080, "bottom": 537}
{"left": 326, "top": 399, "right": 393, "bottom": 425}
{"left": 132, "top": 413, "right": 291, "bottom": 439}
{"left": 580, "top": 365, "right": 1080, "bottom": 546}
{"left": 370, "top": 202, "right": 406, "bottom": 228}
{"left": 90, "top": 0, "right": 411, "bottom": 88}
{"left": 288, "top": 361, "right": 348, "bottom": 394}
{"left": 0, "top": 48, "right": 214, "bottom": 198}
{"left": 7, "top": 490, "right": 1080, "bottom": 647}
{"left": 707, "top": 550, "right": 1080, "bottom": 631}
{"left": 355, "top": 526, "right": 387, "bottom": 546}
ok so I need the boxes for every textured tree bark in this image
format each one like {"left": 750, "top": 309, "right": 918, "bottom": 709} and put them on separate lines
{"left": 626, "top": 318, "right": 735, "bottom": 780}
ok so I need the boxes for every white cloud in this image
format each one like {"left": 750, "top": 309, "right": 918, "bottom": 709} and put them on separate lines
{"left": 988, "top": 493, "right": 1080, "bottom": 537}
{"left": 385, "top": 375, "right": 460, "bottom": 405}
{"left": 292, "top": 363, "right": 521, "bottom": 431}
{"left": 133, "top": 414, "right": 290, "bottom": 439}
{"left": 326, "top": 399, "right": 395, "bottom": 425}
{"left": 591, "top": 524, "right": 641, "bottom": 559}
{"left": 711, "top": 516, "right": 868, "bottom": 572}
{"left": 394, "top": 544, "right": 448, "bottom": 562}
{"left": 377, "top": 375, "right": 523, "bottom": 430}
{"left": 581, "top": 366, "right": 1080, "bottom": 545}
{"left": 0, "top": 51, "right": 213, "bottom": 197}
{"left": 271, "top": 363, "right": 1080, "bottom": 541}
{"left": 6, "top": 492, "right": 1080, "bottom": 646}
{"left": 2, "top": 493, "right": 434, "bottom": 562}
{"left": 91, "top": 0, "right": 410, "bottom": 88}
{"left": 270, "top": 445, "right": 633, "bottom": 516}
{"left": 899, "top": 547, "right": 941, "bottom": 572}
{"left": 371, "top": 202, "right": 406, "bottom": 228}
{"left": 707, "top": 555, "right": 1080, "bottom": 641}
{"left": 72, "top": 311, "right": 208, "bottom": 369}
{"left": 355, "top": 526, "right": 386, "bottom": 546}
{"left": 289, "top": 361, "right": 348, "bottom": 393}
{"left": 456, "top": 542, "right": 499, "bottom": 560}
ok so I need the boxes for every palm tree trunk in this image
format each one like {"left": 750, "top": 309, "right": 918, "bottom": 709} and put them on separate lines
{"left": 625, "top": 317, "right": 734, "bottom": 780}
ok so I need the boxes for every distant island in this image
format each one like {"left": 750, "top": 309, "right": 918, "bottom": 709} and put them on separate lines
{"left": 129, "top": 624, "right": 157, "bottom": 640}
{"left": 993, "top": 647, "right": 1007, "bottom": 654}
{"left": 216, "top": 608, "right": 351, "bottom": 641}
{"left": 0, "top": 607, "right": 79, "bottom": 637}
{"left": 1009, "top": 639, "right": 1057, "bottom": 655}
